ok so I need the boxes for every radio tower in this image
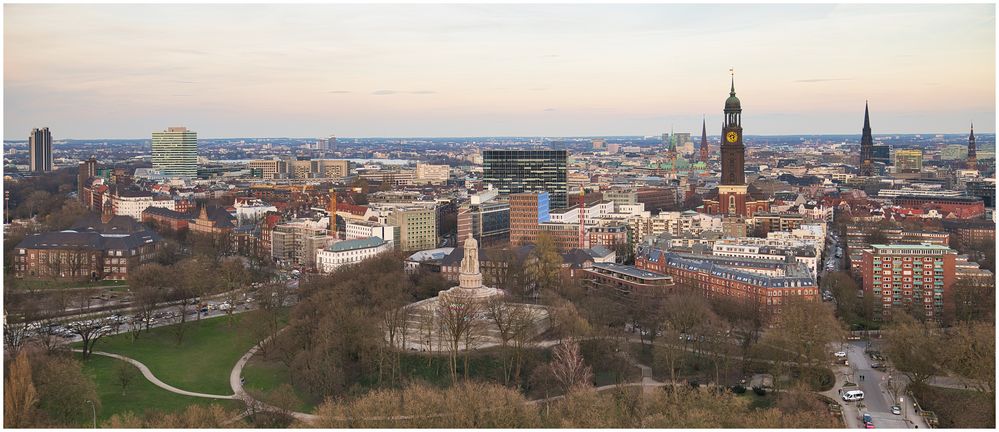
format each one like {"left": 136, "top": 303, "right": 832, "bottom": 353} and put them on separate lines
{"left": 578, "top": 185, "right": 586, "bottom": 249}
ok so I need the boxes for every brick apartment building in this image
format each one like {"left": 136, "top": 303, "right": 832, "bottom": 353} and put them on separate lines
{"left": 860, "top": 244, "right": 957, "bottom": 321}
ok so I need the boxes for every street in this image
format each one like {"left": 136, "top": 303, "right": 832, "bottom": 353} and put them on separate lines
{"left": 843, "top": 341, "right": 927, "bottom": 429}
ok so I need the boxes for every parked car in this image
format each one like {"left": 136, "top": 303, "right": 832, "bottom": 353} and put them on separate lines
{"left": 890, "top": 405, "right": 901, "bottom": 415}
{"left": 834, "top": 351, "right": 847, "bottom": 358}
{"left": 842, "top": 390, "right": 864, "bottom": 402}
{"left": 870, "top": 362, "right": 882, "bottom": 369}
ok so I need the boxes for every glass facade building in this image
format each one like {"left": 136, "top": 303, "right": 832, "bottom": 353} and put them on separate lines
{"left": 482, "top": 150, "right": 568, "bottom": 209}
{"left": 152, "top": 127, "right": 198, "bottom": 178}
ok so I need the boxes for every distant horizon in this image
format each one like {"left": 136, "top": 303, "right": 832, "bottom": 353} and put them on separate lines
{"left": 5, "top": 4, "right": 995, "bottom": 139}
{"left": 3, "top": 131, "right": 992, "bottom": 143}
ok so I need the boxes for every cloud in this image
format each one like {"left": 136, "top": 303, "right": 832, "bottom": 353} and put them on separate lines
{"left": 543, "top": 108, "right": 556, "bottom": 111}
{"left": 328, "top": 90, "right": 352, "bottom": 94}
{"left": 171, "top": 80, "right": 198, "bottom": 84}
{"left": 794, "top": 78, "right": 854, "bottom": 83}
{"left": 370, "top": 90, "right": 436, "bottom": 95}
{"left": 541, "top": 54, "right": 559, "bottom": 58}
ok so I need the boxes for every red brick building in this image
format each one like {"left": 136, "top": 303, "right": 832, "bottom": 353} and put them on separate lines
{"left": 582, "top": 262, "right": 676, "bottom": 302}
{"left": 636, "top": 248, "right": 818, "bottom": 320}
{"left": 860, "top": 244, "right": 957, "bottom": 322}
{"left": 510, "top": 192, "right": 628, "bottom": 251}
{"left": 892, "top": 195, "right": 986, "bottom": 219}
{"left": 12, "top": 215, "right": 161, "bottom": 281}
{"left": 141, "top": 206, "right": 190, "bottom": 233}
{"left": 942, "top": 219, "right": 995, "bottom": 246}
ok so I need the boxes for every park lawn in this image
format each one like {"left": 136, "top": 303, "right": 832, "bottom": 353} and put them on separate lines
{"left": 910, "top": 383, "right": 995, "bottom": 428}
{"left": 241, "top": 357, "right": 319, "bottom": 412}
{"left": 86, "top": 312, "right": 281, "bottom": 396}
{"left": 81, "top": 355, "right": 241, "bottom": 424}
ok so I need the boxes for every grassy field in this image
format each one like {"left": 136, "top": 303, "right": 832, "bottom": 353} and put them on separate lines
{"left": 84, "top": 312, "right": 272, "bottom": 395}
{"left": 81, "top": 355, "right": 240, "bottom": 424}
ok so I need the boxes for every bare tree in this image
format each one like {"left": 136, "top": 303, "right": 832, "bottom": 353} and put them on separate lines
{"left": 218, "top": 259, "right": 250, "bottom": 324}
{"left": 3, "top": 316, "right": 31, "bottom": 356}
{"left": 115, "top": 360, "right": 137, "bottom": 395}
{"left": 549, "top": 338, "right": 593, "bottom": 393}
{"left": 436, "top": 293, "right": 484, "bottom": 382}
{"left": 883, "top": 312, "right": 941, "bottom": 387}
{"left": 485, "top": 297, "right": 538, "bottom": 386}
{"left": 67, "top": 319, "right": 112, "bottom": 358}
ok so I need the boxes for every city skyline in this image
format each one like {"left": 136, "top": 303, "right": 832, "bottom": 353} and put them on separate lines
{"left": 4, "top": 3, "right": 996, "bottom": 139}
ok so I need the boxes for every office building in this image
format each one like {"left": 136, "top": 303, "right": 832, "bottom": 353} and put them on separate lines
{"left": 78, "top": 157, "right": 98, "bottom": 201}
{"left": 509, "top": 192, "right": 550, "bottom": 245}
{"left": 387, "top": 207, "right": 439, "bottom": 252}
{"left": 152, "top": 127, "right": 198, "bottom": 178}
{"left": 483, "top": 150, "right": 568, "bottom": 209}
{"left": 345, "top": 220, "right": 398, "bottom": 246}
{"left": 415, "top": 163, "right": 450, "bottom": 185}
{"left": 456, "top": 192, "right": 510, "bottom": 248}
{"left": 872, "top": 144, "right": 891, "bottom": 166}
{"left": 316, "top": 237, "right": 393, "bottom": 273}
{"left": 861, "top": 244, "right": 957, "bottom": 321}
{"left": 271, "top": 219, "right": 331, "bottom": 268}
{"left": 318, "top": 135, "right": 336, "bottom": 152}
{"left": 894, "top": 149, "right": 923, "bottom": 174}
{"left": 29, "top": 127, "right": 53, "bottom": 173}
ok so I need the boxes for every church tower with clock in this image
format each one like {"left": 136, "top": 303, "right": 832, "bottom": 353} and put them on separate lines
{"left": 718, "top": 74, "right": 749, "bottom": 216}
{"left": 699, "top": 73, "right": 770, "bottom": 219}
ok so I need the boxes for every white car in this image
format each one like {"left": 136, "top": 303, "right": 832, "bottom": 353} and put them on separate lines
{"left": 834, "top": 351, "right": 847, "bottom": 358}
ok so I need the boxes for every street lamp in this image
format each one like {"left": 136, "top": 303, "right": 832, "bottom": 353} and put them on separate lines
{"left": 85, "top": 399, "right": 96, "bottom": 428}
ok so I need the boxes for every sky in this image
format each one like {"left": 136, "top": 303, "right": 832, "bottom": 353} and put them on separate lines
{"left": 3, "top": 3, "right": 996, "bottom": 139}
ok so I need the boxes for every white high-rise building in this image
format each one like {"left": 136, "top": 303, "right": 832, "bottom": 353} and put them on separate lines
{"left": 152, "top": 127, "right": 198, "bottom": 178}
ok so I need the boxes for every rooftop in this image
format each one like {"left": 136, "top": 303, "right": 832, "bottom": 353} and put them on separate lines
{"left": 325, "top": 237, "right": 387, "bottom": 252}
{"left": 591, "top": 262, "right": 672, "bottom": 280}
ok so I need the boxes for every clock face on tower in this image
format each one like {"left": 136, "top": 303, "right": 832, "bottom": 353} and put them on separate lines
{"left": 725, "top": 131, "right": 739, "bottom": 143}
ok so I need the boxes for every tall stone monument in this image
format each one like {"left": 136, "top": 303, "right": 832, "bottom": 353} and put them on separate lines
{"left": 439, "top": 234, "right": 502, "bottom": 303}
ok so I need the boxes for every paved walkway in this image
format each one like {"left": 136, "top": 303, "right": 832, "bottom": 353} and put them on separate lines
{"left": 228, "top": 331, "right": 319, "bottom": 423}
{"left": 72, "top": 349, "right": 235, "bottom": 400}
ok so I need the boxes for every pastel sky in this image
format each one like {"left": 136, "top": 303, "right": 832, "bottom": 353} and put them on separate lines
{"left": 4, "top": 3, "right": 996, "bottom": 139}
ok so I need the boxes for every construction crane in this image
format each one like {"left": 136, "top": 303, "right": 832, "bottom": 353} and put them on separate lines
{"left": 578, "top": 185, "right": 586, "bottom": 249}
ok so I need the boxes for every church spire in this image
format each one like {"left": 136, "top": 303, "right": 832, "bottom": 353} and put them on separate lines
{"left": 859, "top": 101, "right": 874, "bottom": 176}
{"left": 967, "top": 121, "right": 977, "bottom": 170}
{"left": 863, "top": 100, "right": 871, "bottom": 131}
{"left": 700, "top": 116, "right": 709, "bottom": 163}
{"left": 730, "top": 69, "right": 736, "bottom": 96}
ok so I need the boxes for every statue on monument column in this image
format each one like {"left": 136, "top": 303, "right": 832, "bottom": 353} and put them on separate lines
{"left": 461, "top": 234, "right": 479, "bottom": 275}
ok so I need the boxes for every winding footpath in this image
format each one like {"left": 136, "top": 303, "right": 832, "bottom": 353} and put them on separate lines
{"left": 72, "top": 349, "right": 235, "bottom": 400}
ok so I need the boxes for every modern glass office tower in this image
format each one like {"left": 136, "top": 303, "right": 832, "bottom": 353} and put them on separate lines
{"left": 482, "top": 150, "right": 568, "bottom": 209}
{"left": 152, "top": 127, "right": 198, "bottom": 178}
